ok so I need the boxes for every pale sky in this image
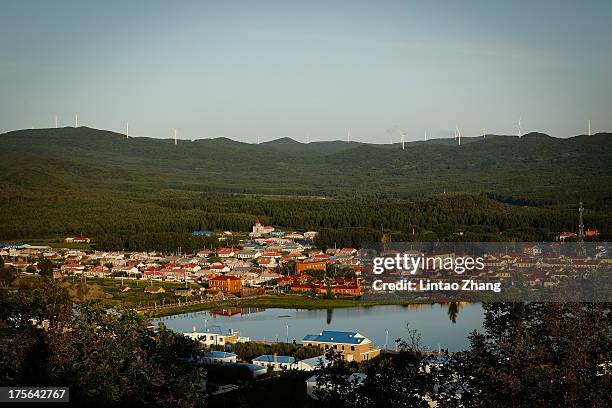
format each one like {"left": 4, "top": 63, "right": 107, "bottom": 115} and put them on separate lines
{"left": 1, "top": 0, "right": 611, "bottom": 142}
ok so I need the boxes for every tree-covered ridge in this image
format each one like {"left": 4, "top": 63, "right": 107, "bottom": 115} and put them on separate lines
{"left": 1, "top": 127, "right": 610, "bottom": 250}
{"left": 2, "top": 127, "right": 610, "bottom": 201}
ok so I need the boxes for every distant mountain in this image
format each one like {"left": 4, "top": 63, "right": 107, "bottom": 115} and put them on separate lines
{"left": 1, "top": 127, "right": 610, "bottom": 204}
{"left": 261, "top": 137, "right": 366, "bottom": 155}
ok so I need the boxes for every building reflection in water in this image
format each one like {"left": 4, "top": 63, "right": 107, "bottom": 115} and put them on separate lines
{"left": 208, "top": 307, "right": 266, "bottom": 318}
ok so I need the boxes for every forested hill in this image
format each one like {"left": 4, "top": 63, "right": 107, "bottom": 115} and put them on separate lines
{"left": 1, "top": 127, "right": 610, "bottom": 204}
{"left": 1, "top": 127, "right": 611, "bottom": 246}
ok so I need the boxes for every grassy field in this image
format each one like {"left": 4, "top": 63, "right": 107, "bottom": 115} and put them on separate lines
{"left": 144, "top": 294, "right": 431, "bottom": 317}
{"left": 11, "top": 275, "right": 427, "bottom": 317}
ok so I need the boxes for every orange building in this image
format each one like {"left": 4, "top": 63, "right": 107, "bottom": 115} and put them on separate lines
{"left": 209, "top": 275, "right": 242, "bottom": 293}
{"left": 302, "top": 330, "right": 380, "bottom": 362}
{"left": 291, "top": 284, "right": 313, "bottom": 293}
{"left": 295, "top": 261, "right": 327, "bottom": 274}
{"left": 314, "top": 283, "right": 361, "bottom": 297}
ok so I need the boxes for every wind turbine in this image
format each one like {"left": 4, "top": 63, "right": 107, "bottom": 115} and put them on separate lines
{"left": 347, "top": 128, "right": 351, "bottom": 143}
{"left": 54, "top": 114, "right": 58, "bottom": 129}
{"left": 75, "top": 114, "right": 78, "bottom": 127}
{"left": 424, "top": 131, "right": 428, "bottom": 141}
{"left": 400, "top": 131, "right": 405, "bottom": 150}
{"left": 516, "top": 116, "right": 523, "bottom": 137}
{"left": 483, "top": 128, "right": 486, "bottom": 139}
{"left": 588, "top": 119, "right": 591, "bottom": 136}
{"left": 174, "top": 129, "right": 177, "bottom": 145}
{"left": 455, "top": 126, "right": 462, "bottom": 146}
{"left": 257, "top": 135, "right": 260, "bottom": 144}
{"left": 126, "top": 122, "right": 129, "bottom": 139}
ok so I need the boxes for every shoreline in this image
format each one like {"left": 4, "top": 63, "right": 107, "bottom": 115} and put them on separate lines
{"left": 141, "top": 295, "right": 439, "bottom": 318}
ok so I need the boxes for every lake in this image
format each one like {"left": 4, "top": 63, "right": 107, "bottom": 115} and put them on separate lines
{"left": 154, "top": 303, "right": 485, "bottom": 351}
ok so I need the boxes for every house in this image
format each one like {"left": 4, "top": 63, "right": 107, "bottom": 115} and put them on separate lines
{"left": 295, "top": 355, "right": 333, "bottom": 371}
{"left": 143, "top": 286, "right": 166, "bottom": 294}
{"left": 296, "top": 261, "right": 327, "bottom": 274}
{"left": 258, "top": 270, "right": 282, "bottom": 282}
{"left": 197, "top": 249, "right": 212, "bottom": 258}
{"left": 65, "top": 237, "right": 91, "bottom": 243}
{"left": 192, "top": 231, "right": 213, "bottom": 237}
{"left": 302, "top": 330, "right": 380, "bottom": 362}
{"left": 216, "top": 248, "right": 236, "bottom": 258}
{"left": 258, "top": 257, "right": 277, "bottom": 268}
{"left": 174, "top": 288, "right": 196, "bottom": 297}
{"left": 238, "top": 249, "right": 261, "bottom": 259}
{"left": 112, "top": 266, "right": 140, "bottom": 276}
{"left": 209, "top": 275, "right": 243, "bottom": 293}
{"left": 252, "top": 355, "right": 296, "bottom": 371}
{"left": 209, "top": 264, "right": 231, "bottom": 273}
{"left": 202, "top": 351, "right": 237, "bottom": 364}
{"left": 303, "top": 231, "right": 318, "bottom": 240}
{"left": 89, "top": 265, "right": 110, "bottom": 277}
{"left": 184, "top": 326, "right": 241, "bottom": 346}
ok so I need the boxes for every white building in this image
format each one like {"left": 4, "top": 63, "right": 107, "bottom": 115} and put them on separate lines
{"left": 252, "top": 355, "right": 296, "bottom": 371}
{"left": 202, "top": 351, "right": 237, "bottom": 364}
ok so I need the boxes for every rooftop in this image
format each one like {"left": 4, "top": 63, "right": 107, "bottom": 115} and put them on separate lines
{"left": 253, "top": 355, "right": 296, "bottom": 364}
{"left": 204, "top": 351, "right": 237, "bottom": 359}
{"left": 303, "top": 330, "right": 368, "bottom": 345}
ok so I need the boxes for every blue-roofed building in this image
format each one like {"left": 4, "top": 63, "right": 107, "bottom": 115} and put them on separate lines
{"left": 252, "top": 354, "right": 296, "bottom": 371}
{"left": 202, "top": 351, "right": 237, "bottom": 364}
{"left": 295, "top": 355, "right": 333, "bottom": 371}
{"left": 192, "top": 231, "right": 213, "bottom": 236}
{"left": 302, "top": 330, "right": 380, "bottom": 362}
{"left": 0, "top": 243, "right": 25, "bottom": 248}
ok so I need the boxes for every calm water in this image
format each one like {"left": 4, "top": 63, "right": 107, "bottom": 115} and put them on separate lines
{"left": 155, "top": 303, "right": 485, "bottom": 351}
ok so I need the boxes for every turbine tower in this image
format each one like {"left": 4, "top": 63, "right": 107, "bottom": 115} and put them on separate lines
{"left": 126, "top": 122, "right": 129, "bottom": 139}
{"left": 54, "top": 114, "right": 58, "bottom": 129}
{"left": 588, "top": 119, "right": 591, "bottom": 136}
{"left": 455, "top": 126, "right": 462, "bottom": 146}
{"left": 174, "top": 129, "right": 177, "bottom": 145}
{"left": 516, "top": 116, "right": 523, "bottom": 137}
{"left": 75, "top": 114, "right": 78, "bottom": 127}
{"left": 401, "top": 132, "right": 405, "bottom": 150}
{"left": 483, "top": 128, "right": 486, "bottom": 139}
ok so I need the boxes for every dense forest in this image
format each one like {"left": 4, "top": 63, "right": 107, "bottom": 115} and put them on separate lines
{"left": 1, "top": 127, "right": 610, "bottom": 250}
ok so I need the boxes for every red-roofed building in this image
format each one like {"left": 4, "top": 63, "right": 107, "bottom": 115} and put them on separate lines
{"left": 216, "top": 248, "right": 236, "bottom": 258}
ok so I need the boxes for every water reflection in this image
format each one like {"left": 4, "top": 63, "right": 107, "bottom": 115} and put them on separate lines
{"left": 448, "top": 302, "right": 459, "bottom": 324}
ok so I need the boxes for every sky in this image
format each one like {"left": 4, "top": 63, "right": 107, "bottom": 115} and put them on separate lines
{"left": 1, "top": 0, "right": 611, "bottom": 142}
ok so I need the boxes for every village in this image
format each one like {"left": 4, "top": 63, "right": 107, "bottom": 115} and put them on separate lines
{"left": 1, "top": 218, "right": 609, "bottom": 309}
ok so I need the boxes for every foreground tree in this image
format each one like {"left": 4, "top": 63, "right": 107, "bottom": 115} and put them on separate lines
{"left": 450, "top": 303, "right": 612, "bottom": 407}
{"left": 0, "top": 280, "right": 204, "bottom": 407}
